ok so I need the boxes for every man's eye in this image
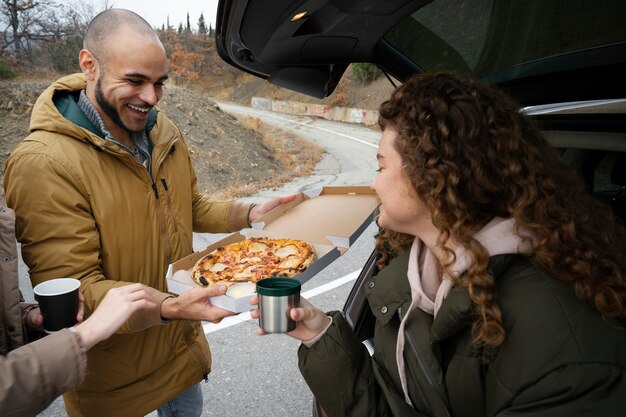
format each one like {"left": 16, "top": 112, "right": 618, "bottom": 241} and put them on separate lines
{"left": 376, "top": 168, "right": 382, "bottom": 172}
{"left": 128, "top": 79, "right": 142, "bottom": 85}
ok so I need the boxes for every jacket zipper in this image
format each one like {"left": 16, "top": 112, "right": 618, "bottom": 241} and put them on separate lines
{"left": 160, "top": 178, "right": 178, "bottom": 234}
{"left": 399, "top": 307, "right": 451, "bottom": 417}
{"left": 148, "top": 136, "right": 178, "bottom": 265}
{"left": 152, "top": 183, "right": 173, "bottom": 263}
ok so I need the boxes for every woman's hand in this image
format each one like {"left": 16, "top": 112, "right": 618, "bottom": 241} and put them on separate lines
{"left": 250, "top": 294, "right": 331, "bottom": 341}
{"left": 73, "top": 283, "right": 156, "bottom": 350}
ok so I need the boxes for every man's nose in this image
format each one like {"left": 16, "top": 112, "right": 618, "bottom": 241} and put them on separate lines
{"left": 140, "top": 84, "right": 159, "bottom": 106}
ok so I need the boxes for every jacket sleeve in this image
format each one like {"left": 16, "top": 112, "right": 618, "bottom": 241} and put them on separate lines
{"left": 298, "top": 311, "right": 394, "bottom": 417}
{"left": 4, "top": 151, "right": 169, "bottom": 334}
{"left": 0, "top": 329, "right": 86, "bottom": 417}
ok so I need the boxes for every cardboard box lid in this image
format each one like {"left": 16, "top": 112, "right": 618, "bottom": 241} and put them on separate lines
{"left": 251, "top": 186, "right": 379, "bottom": 249}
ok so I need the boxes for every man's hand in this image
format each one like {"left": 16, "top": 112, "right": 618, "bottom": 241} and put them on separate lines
{"left": 160, "top": 285, "right": 236, "bottom": 323}
{"left": 248, "top": 195, "right": 297, "bottom": 224}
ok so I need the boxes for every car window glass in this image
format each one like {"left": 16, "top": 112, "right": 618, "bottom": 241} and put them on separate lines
{"left": 560, "top": 148, "right": 626, "bottom": 221}
{"left": 384, "top": 0, "right": 626, "bottom": 78}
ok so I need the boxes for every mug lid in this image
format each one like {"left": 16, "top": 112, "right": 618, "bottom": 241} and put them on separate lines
{"left": 256, "top": 277, "right": 301, "bottom": 296}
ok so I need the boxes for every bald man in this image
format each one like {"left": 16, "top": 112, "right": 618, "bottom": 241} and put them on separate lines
{"left": 4, "top": 8, "right": 288, "bottom": 417}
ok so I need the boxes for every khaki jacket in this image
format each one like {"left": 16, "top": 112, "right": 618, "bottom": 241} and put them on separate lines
{"left": 1, "top": 207, "right": 86, "bottom": 417}
{"left": 3, "top": 74, "right": 250, "bottom": 416}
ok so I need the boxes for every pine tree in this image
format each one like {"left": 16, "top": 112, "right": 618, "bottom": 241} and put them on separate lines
{"left": 178, "top": 23, "right": 183, "bottom": 34}
{"left": 185, "top": 12, "right": 191, "bottom": 33}
{"left": 198, "top": 13, "right": 208, "bottom": 37}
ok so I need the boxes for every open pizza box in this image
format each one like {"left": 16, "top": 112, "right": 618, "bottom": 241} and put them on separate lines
{"left": 166, "top": 186, "right": 380, "bottom": 312}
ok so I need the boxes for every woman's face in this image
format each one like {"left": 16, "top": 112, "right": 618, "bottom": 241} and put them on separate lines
{"left": 372, "top": 127, "right": 433, "bottom": 237}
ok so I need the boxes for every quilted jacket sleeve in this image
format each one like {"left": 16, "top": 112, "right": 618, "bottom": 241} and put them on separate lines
{"left": 0, "top": 329, "right": 86, "bottom": 417}
{"left": 298, "top": 311, "right": 395, "bottom": 417}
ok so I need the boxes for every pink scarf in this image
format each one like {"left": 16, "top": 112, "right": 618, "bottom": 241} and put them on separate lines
{"left": 396, "top": 217, "right": 533, "bottom": 406}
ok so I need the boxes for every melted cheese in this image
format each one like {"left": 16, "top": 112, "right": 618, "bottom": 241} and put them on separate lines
{"left": 210, "top": 263, "right": 227, "bottom": 272}
{"left": 279, "top": 256, "right": 304, "bottom": 269}
{"left": 275, "top": 245, "right": 298, "bottom": 258}
{"left": 249, "top": 242, "right": 268, "bottom": 252}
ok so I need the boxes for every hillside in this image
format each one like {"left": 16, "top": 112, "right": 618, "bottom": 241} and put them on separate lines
{"left": 165, "top": 38, "right": 395, "bottom": 110}
{"left": 0, "top": 77, "right": 324, "bottom": 205}
{"left": 202, "top": 67, "right": 396, "bottom": 111}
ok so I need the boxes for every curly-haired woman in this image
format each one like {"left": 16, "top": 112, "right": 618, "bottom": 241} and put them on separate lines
{"left": 252, "top": 72, "right": 626, "bottom": 416}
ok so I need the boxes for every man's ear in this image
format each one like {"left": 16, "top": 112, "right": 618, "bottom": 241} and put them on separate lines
{"left": 79, "top": 49, "right": 97, "bottom": 81}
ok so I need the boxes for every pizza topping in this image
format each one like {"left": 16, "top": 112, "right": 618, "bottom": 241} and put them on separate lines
{"left": 279, "top": 257, "right": 304, "bottom": 269}
{"left": 210, "top": 263, "right": 228, "bottom": 272}
{"left": 191, "top": 237, "right": 316, "bottom": 288}
{"left": 275, "top": 244, "right": 298, "bottom": 258}
{"left": 249, "top": 241, "right": 268, "bottom": 252}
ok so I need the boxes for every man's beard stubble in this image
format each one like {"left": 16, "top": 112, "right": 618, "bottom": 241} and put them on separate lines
{"left": 95, "top": 77, "right": 141, "bottom": 134}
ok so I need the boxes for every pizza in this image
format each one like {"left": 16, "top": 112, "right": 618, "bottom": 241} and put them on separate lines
{"left": 191, "top": 237, "right": 316, "bottom": 287}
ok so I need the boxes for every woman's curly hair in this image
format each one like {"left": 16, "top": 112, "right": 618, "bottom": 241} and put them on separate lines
{"left": 375, "top": 72, "right": 626, "bottom": 347}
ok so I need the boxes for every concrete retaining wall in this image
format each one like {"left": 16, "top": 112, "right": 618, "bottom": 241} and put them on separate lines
{"left": 251, "top": 97, "right": 379, "bottom": 126}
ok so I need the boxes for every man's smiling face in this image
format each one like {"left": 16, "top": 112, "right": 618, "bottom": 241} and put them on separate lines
{"left": 91, "top": 26, "right": 168, "bottom": 136}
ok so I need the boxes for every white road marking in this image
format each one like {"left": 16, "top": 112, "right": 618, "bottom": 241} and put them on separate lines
{"left": 203, "top": 269, "right": 362, "bottom": 334}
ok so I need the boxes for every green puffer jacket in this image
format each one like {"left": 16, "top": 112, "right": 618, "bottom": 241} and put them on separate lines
{"left": 299, "top": 252, "right": 626, "bottom": 417}
{"left": 4, "top": 74, "right": 251, "bottom": 416}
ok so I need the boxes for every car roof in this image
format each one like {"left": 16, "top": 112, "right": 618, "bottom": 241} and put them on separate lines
{"left": 216, "top": 0, "right": 626, "bottom": 106}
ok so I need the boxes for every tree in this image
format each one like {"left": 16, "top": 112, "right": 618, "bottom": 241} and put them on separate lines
{"left": 1, "top": 0, "right": 101, "bottom": 69}
{"left": 177, "top": 22, "right": 183, "bottom": 34}
{"left": 185, "top": 12, "right": 191, "bottom": 33}
{"left": 168, "top": 42, "right": 203, "bottom": 83}
{"left": 1, "top": 0, "right": 55, "bottom": 61}
{"left": 197, "top": 12, "right": 207, "bottom": 38}
{"left": 352, "top": 62, "right": 383, "bottom": 83}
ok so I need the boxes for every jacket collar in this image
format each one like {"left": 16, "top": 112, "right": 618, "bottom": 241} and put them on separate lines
{"left": 367, "top": 251, "right": 521, "bottom": 341}
{"left": 432, "top": 254, "right": 521, "bottom": 342}
{"left": 53, "top": 86, "right": 158, "bottom": 143}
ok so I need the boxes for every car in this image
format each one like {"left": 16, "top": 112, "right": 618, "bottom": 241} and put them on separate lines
{"left": 216, "top": 0, "right": 626, "bottom": 415}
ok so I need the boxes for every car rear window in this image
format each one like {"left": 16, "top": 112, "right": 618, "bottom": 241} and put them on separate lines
{"left": 383, "top": 0, "right": 626, "bottom": 80}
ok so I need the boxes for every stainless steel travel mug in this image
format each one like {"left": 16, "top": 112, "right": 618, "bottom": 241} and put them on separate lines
{"left": 257, "top": 278, "right": 301, "bottom": 333}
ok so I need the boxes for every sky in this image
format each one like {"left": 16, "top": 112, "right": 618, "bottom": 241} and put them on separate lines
{"left": 108, "top": 0, "right": 219, "bottom": 31}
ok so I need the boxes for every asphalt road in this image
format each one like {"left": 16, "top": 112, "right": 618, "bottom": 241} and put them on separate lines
{"left": 26, "top": 102, "right": 381, "bottom": 416}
